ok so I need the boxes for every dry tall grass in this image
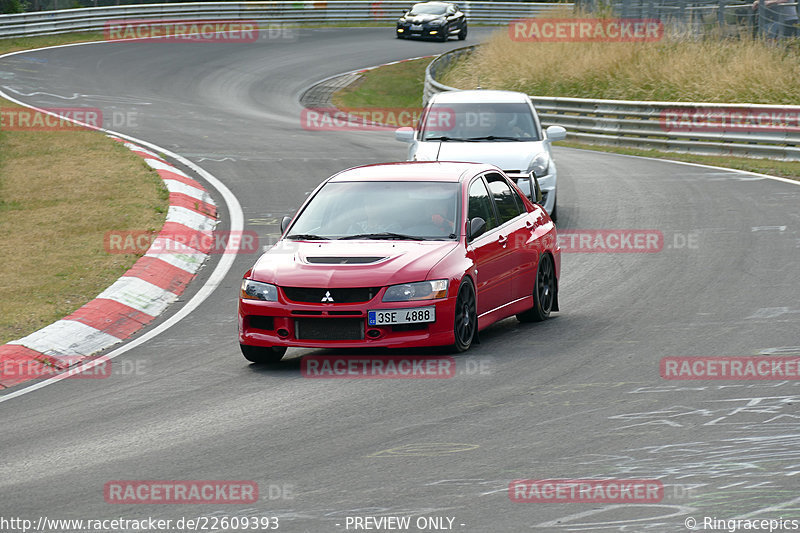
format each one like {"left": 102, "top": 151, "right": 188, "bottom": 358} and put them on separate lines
{"left": 441, "top": 29, "right": 800, "bottom": 103}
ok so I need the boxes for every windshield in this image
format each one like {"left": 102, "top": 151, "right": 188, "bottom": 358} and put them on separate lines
{"left": 420, "top": 102, "right": 541, "bottom": 141}
{"left": 408, "top": 3, "right": 448, "bottom": 15}
{"left": 286, "top": 180, "right": 461, "bottom": 240}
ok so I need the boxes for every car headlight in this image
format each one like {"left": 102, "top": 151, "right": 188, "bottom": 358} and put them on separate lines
{"left": 383, "top": 280, "right": 448, "bottom": 302}
{"left": 241, "top": 279, "right": 278, "bottom": 301}
{"left": 529, "top": 153, "right": 551, "bottom": 178}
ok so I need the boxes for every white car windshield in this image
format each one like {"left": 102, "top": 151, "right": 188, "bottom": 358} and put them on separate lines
{"left": 421, "top": 102, "right": 541, "bottom": 141}
{"left": 286, "top": 181, "right": 461, "bottom": 240}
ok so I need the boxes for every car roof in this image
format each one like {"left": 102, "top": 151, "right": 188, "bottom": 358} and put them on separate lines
{"left": 413, "top": 1, "right": 451, "bottom": 6}
{"left": 328, "top": 161, "right": 497, "bottom": 183}
{"left": 431, "top": 90, "right": 531, "bottom": 104}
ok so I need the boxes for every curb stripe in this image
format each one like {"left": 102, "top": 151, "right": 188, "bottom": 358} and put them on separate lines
{"left": 123, "top": 255, "right": 196, "bottom": 293}
{"left": 95, "top": 276, "right": 179, "bottom": 317}
{"left": 10, "top": 321, "right": 121, "bottom": 358}
{"left": 168, "top": 192, "right": 217, "bottom": 218}
{"left": 145, "top": 242, "right": 207, "bottom": 274}
{"left": 64, "top": 299, "right": 155, "bottom": 340}
{"left": 157, "top": 221, "right": 216, "bottom": 254}
{"left": 0, "top": 345, "right": 64, "bottom": 389}
{"left": 163, "top": 178, "right": 214, "bottom": 202}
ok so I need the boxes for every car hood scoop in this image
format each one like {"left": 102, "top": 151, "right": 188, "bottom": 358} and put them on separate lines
{"left": 304, "top": 256, "right": 386, "bottom": 265}
{"left": 251, "top": 240, "right": 459, "bottom": 288}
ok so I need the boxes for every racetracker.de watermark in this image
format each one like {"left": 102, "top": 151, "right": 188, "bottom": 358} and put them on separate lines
{"left": 105, "top": 20, "right": 259, "bottom": 42}
{"left": 301, "top": 356, "right": 456, "bottom": 379}
{"left": 509, "top": 18, "right": 664, "bottom": 42}
{"left": 0, "top": 107, "right": 100, "bottom": 131}
{"left": 301, "top": 107, "right": 455, "bottom": 131}
{"left": 557, "top": 230, "right": 663, "bottom": 253}
{"left": 661, "top": 356, "right": 800, "bottom": 380}
{"left": 0, "top": 107, "right": 141, "bottom": 131}
{"left": 661, "top": 106, "right": 800, "bottom": 133}
{"left": 0, "top": 356, "right": 144, "bottom": 381}
{"left": 509, "top": 479, "right": 663, "bottom": 503}
{"left": 104, "top": 230, "right": 259, "bottom": 255}
{"left": 104, "top": 481, "right": 259, "bottom": 504}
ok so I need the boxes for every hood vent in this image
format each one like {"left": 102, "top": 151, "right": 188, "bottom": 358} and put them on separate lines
{"left": 305, "top": 256, "right": 385, "bottom": 265}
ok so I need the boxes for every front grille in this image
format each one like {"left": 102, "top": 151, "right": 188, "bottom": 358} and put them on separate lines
{"left": 295, "top": 318, "right": 364, "bottom": 340}
{"left": 282, "top": 287, "right": 379, "bottom": 304}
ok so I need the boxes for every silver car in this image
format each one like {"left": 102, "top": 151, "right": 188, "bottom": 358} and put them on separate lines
{"left": 396, "top": 90, "right": 566, "bottom": 219}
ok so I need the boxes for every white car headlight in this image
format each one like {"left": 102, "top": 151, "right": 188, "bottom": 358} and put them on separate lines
{"left": 529, "top": 153, "right": 551, "bottom": 178}
{"left": 383, "top": 280, "right": 448, "bottom": 302}
{"left": 241, "top": 279, "right": 278, "bottom": 301}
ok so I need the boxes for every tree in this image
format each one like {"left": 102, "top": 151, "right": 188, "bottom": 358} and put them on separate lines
{"left": 1, "top": 0, "right": 26, "bottom": 13}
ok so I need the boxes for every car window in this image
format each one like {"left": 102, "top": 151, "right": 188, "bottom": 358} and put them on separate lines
{"left": 420, "top": 102, "right": 541, "bottom": 141}
{"left": 467, "top": 178, "right": 498, "bottom": 237}
{"left": 409, "top": 3, "right": 447, "bottom": 15}
{"left": 288, "top": 180, "right": 460, "bottom": 240}
{"left": 485, "top": 173, "right": 523, "bottom": 225}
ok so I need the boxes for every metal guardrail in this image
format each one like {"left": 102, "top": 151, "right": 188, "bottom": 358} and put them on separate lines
{"left": 424, "top": 45, "right": 800, "bottom": 160}
{"left": 0, "top": 2, "right": 568, "bottom": 39}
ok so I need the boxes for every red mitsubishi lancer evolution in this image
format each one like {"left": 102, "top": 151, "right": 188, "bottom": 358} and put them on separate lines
{"left": 238, "top": 161, "right": 560, "bottom": 363}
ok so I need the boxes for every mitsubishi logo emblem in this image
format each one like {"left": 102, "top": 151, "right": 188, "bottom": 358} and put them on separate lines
{"left": 321, "top": 291, "right": 334, "bottom": 303}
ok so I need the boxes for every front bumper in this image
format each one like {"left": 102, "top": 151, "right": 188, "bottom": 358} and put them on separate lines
{"left": 396, "top": 24, "right": 446, "bottom": 39}
{"left": 532, "top": 171, "right": 556, "bottom": 216}
{"left": 239, "top": 295, "right": 457, "bottom": 349}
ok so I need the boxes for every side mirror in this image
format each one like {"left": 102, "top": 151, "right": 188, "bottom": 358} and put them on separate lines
{"left": 468, "top": 217, "right": 487, "bottom": 240}
{"left": 395, "top": 127, "right": 415, "bottom": 143}
{"left": 280, "top": 216, "right": 292, "bottom": 233}
{"left": 545, "top": 125, "right": 567, "bottom": 142}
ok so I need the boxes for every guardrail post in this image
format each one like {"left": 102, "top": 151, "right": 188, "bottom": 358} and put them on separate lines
{"left": 718, "top": 0, "right": 726, "bottom": 30}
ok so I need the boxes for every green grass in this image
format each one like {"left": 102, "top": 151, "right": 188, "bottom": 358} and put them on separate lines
{"left": 332, "top": 57, "right": 432, "bottom": 110}
{"left": 0, "top": 32, "right": 105, "bottom": 55}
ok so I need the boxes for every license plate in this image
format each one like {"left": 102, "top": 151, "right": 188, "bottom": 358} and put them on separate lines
{"left": 410, "top": 24, "right": 423, "bottom": 30}
{"left": 368, "top": 306, "right": 435, "bottom": 326}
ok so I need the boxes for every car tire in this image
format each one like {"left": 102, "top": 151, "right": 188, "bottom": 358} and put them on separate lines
{"left": 240, "top": 343, "right": 287, "bottom": 364}
{"left": 396, "top": 32, "right": 404, "bottom": 39}
{"left": 439, "top": 26, "right": 449, "bottom": 41}
{"left": 458, "top": 24, "right": 467, "bottom": 40}
{"left": 517, "top": 253, "right": 555, "bottom": 323}
{"left": 452, "top": 278, "right": 477, "bottom": 352}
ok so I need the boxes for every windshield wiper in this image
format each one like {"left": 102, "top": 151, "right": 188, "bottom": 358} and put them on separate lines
{"left": 340, "top": 232, "right": 426, "bottom": 241}
{"left": 463, "top": 135, "right": 527, "bottom": 141}
{"left": 285, "top": 233, "right": 330, "bottom": 240}
{"left": 423, "top": 136, "right": 469, "bottom": 142}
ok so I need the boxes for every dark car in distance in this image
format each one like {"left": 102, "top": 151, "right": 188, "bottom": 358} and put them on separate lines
{"left": 396, "top": 2, "right": 467, "bottom": 41}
